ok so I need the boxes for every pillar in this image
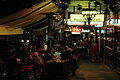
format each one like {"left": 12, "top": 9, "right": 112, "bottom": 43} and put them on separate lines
{"left": 88, "top": 1, "right": 91, "bottom": 25}
{"left": 59, "top": 29, "right": 62, "bottom": 41}
{"left": 45, "top": 29, "right": 48, "bottom": 42}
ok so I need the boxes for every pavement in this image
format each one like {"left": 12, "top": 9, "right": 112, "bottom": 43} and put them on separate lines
{"left": 69, "top": 58, "right": 120, "bottom": 80}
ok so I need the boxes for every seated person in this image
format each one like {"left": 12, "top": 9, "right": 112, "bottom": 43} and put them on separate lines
{"left": 43, "top": 50, "right": 53, "bottom": 62}
{"left": 53, "top": 47, "right": 61, "bottom": 57}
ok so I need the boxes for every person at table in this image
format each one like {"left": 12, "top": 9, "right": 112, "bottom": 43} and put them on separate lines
{"left": 53, "top": 47, "right": 61, "bottom": 58}
{"left": 42, "top": 49, "right": 53, "bottom": 62}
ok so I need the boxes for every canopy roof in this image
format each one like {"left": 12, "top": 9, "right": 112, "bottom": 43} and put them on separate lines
{"left": 0, "top": 0, "right": 59, "bottom": 35}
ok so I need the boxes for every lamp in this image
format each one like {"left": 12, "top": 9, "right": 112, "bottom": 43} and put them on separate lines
{"left": 21, "top": 40, "right": 24, "bottom": 42}
{"left": 82, "top": 8, "right": 98, "bottom": 25}
{"left": 82, "top": 9, "right": 97, "bottom": 15}
{"left": 81, "top": 0, "right": 100, "bottom": 25}
{"left": 27, "top": 40, "right": 30, "bottom": 43}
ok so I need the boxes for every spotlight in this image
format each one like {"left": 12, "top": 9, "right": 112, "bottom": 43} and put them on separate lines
{"left": 27, "top": 40, "right": 30, "bottom": 43}
{"left": 21, "top": 40, "right": 24, "bottom": 42}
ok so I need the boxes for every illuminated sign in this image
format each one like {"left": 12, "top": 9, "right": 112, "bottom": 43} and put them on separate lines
{"left": 71, "top": 27, "right": 82, "bottom": 34}
{"left": 92, "top": 14, "right": 104, "bottom": 21}
{"left": 90, "top": 22, "right": 103, "bottom": 27}
{"left": 66, "top": 19, "right": 103, "bottom": 27}
{"left": 107, "top": 19, "right": 120, "bottom": 25}
{"left": 70, "top": 14, "right": 104, "bottom": 22}
{"left": 66, "top": 19, "right": 84, "bottom": 25}
{"left": 97, "top": 30, "right": 105, "bottom": 33}
{"left": 82, "top": 29, "right": 90, "bottom": 32}
{"left": 70, "top": 14, "right": 86, "bottom": 22}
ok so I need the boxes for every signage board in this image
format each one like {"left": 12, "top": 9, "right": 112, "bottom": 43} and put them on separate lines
{"left": 92, "top": 14, "right": 104, "bottom": 22}
{"left": 70, "top": 14, "right": 86, "bottom": 22}
{"left": 66, "top": 19, "right": 85, "bottom": 25}
{"left": 66, "top": 19, "right": 103, "bottom": 27}
{"left": 71, "top": 27, "right": 82, "bottom": 34}
{"left": 69, "top": 25, "right": 93, "bottom": 33}
{"left": 107, "top": 19, "right": 120, "bottom": 25}
{"left": 70, "top": 14, "right": 104, "bottom": 22}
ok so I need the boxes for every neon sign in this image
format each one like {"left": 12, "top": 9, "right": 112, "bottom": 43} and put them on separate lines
{"left": 71, "top": 27, "right": 82, "bottom": 34}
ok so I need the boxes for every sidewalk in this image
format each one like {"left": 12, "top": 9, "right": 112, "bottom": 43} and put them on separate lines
{"left": 69, "top": 58, "right": 120, "bottom": 80}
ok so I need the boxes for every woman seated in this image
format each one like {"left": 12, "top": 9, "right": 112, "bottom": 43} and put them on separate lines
{"left": 53, "top": 47, "right": 61, "bottom": 58}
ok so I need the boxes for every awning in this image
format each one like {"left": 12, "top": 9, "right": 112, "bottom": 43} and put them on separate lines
{"left": 0, "top": 26, "right": 23, "bottom": 35}
{"left": 0, "top": 0, "right": 59, "bottom": 35}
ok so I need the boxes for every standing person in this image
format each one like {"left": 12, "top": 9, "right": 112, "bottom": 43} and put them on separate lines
{"left": 43, "top": 41, "right": 48, "bottom": 53}
{"left": 66, "top": 45, "right": 78, "bottom": 76}
{"left": 90, "top": 40, "right": 98, "bottom": 62}
{"left": 71, "top": 53, "right": 78, "bottom": 76}
{"left": 77, "top": 39, "right": 83, "bottom": 59}
{"left": 81, "top": 38, "right": 89, "bottom": 58}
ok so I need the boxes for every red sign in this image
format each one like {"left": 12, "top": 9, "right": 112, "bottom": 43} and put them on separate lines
{"left": 71, "top": 27, "right": 82, "bottom": 33}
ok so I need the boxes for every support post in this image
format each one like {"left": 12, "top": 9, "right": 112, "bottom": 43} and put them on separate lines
{"left": 46, "top": 29, "right": 48, "bottom": 42}
{"left": 88, "top": 1, "right": 91, "bottom": 25}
